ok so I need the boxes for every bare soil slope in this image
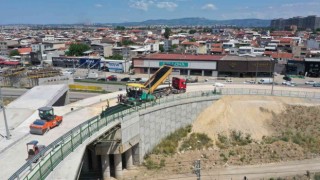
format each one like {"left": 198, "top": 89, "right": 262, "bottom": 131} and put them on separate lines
{"left": 193, "top": 95, "right": 317, "bottom": 141}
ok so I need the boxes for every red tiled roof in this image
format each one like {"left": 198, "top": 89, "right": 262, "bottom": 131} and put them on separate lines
{"left": 18, "top": 48, "right": 32, "bottom": 54}
{"left": 181, "top": 42, "right": 200, "bottom": 47}
{"left": 140, "top": 53, "right": 224, "bottom": 61}
{"left": 0, "top": 61, "right": 20, "bottom": 65}
{"left": 211, "top": 48, "right": 223, "bottom": 52}
{"left": 272, "top": 52, "right": 293, "bottom": 59}
{"left": 276, "top": 38, "right": 292, "bottom": 44}
{"left": 212, "top": 43, "right": 222, "bottom": 48}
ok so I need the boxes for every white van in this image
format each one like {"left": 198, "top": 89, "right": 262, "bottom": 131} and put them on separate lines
{"left": 258, "top": 78, "right": 273, "bottom": 84}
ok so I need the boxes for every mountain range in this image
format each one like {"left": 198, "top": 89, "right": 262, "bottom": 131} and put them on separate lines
{"left": 109, "top": 17, "right": 271, "bottom": 27}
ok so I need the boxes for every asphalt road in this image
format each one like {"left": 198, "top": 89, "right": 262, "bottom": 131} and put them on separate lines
{"left": 0, "top": 87, "right": 100, "bottom": 100}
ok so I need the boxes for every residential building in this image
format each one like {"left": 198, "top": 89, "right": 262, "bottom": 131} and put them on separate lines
{"left": 271, "top": 15, "right": 320, "bottom": 30}
{"left": 91, "top": 43, "right": 113, "bottom": 57}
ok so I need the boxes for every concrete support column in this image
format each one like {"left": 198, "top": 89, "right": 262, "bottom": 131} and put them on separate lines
{"left": 187, "top": 70, "right": 190, "bottom": 76}
{"left": 90, "top": 150, "right": 99, "bottom": 171}
{"left": 101, "top": 155, "right": 111, "bottom": 180}
{"left": 201, "top": 70, "right": 205, "bottom": 76}
{"left": 125, "top": 149, "right": 134, "bottom": 170}
{"left": 132, "top": 144, "right": 140, "bottom": 165}
{"left": 114, "top": 154, "right": 123, "bottom": 179}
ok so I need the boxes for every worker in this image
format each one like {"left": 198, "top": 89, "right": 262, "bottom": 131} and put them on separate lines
{"left": 34, "top": 146, "right": 39, "bottom": 154}
{"left": 28, "top": 149, "right": 35, "bottom": 156}
{"left": 119, "top": 94, "right": 123, "bottom": 102}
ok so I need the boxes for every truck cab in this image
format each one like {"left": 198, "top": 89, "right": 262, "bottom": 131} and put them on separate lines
{"left": 172, "top": 77, "right": 186, "bottom": 93}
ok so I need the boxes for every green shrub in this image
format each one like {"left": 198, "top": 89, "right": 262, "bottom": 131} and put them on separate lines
{"left": 152, "top": 125, "right": 192, "bottom": 155}
{"left": 179, "top": 133, "right": 213, "bottom": 151}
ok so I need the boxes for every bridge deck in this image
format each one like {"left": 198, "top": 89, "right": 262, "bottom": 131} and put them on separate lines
{"left": 0, "top": 91, "right": 122, "bottom": 179}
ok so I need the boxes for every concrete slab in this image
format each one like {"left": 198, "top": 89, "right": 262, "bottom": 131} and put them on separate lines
{"left": 8, "top": 84, "right": 68, "bottom": 109}
{"left": 0, "top": 85, "right": 69, "bottom": 136}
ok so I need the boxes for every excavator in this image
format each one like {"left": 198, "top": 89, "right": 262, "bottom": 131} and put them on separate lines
{"left": 29, "top": 107, "right": 63, "bottom": 135}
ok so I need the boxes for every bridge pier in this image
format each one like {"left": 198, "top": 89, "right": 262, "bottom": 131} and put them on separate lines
{"left": 125, "top": 149, "right": 133, "bottom": 170}
{"left": 101, "top": 155, "right": 111, "bottom": 180}
{"left": 114, "top": 154, "right": 123, "bottom": 179}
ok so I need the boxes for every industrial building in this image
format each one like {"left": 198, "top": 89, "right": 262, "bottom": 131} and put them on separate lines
{"left": 132, "top": 54, "right": 274, "bottom": 77}
{"left": 52, "top": 56, "right": 130, "bottom": 73}
{"left": 133, "top": 54, "right": 222, "bottom": 76}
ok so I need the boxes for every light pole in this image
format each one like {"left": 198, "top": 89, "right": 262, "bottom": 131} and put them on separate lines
{"left": 255, "top": 61, "right": 259, "bottom": 83}
{"left": 0, "top": 87, "right": 10, "bottom": 139}
{"left": 271, "top": 59, "right": 275, "bottom": 95}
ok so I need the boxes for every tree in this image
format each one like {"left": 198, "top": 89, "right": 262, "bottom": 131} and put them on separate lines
{"left": 66, "top": 43, "right": 91, "bottom": 56}
{"left": 106, "top": 54, "right": 123, "bottom": 60}
{"left": 316, "top": 28, "right": 320, "bottom": 32}
{"left": 115, "top": 26, "right": 126, "bottom": 30}
{"left": 122, "top": 40, "right": 135, "bottom": 46}
{"left": 189, "top": 29, "right": 197, "bottom": 34}
{"left": 164, "top": 27, "right": 171, "bottom": 39}
{"left": 159, "top": 44, "right": 164, "bottom": 52}
{"left": 189, "top": 38, "right": 196, "bottom": 42}
{"left": 9, "top": 49, "right": 20, "bottom": 57}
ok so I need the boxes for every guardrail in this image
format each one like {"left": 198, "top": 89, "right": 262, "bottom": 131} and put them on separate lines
{"left": 9, "top": 88, "right": 320, "bottom": 180}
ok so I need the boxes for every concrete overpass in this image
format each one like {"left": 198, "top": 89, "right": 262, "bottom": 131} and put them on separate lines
{"left": 4, "top": 85, "right": 320, "bottom": 180}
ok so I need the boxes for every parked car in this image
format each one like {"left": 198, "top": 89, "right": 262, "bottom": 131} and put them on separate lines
{"left": 135, "top": 77, "right": 142, "bottom": 82}
{"left": 282, "top": 81, "right": 296, "bottom": 86}
{"left": 127, "top": 79, "right": 136, "bottom": 83}
{"left": 313, "top": 83, "right": 320, "bottom": 87}
{"left": 225, "top": 79, "right": 233, "bottom": 83}
{"left": 74, "top": 76, "right": 83, "bottom": 80}
{"left": 106, "top": 75, "right": 117, "bottom": 81}
{"left": 244, "top": 80, "right": 256, "bottom": 84}
{"left": 283, "top": 76, "right": 292, "bottom": 81}
{"left": 258, "top": 78, "right": 273, "bottom": 84}
{"left": 97, "top": 77, "right": 106, "bottom": 81}
{"left": 121, "top": 77, "right": 130, "bottom": 82}
{"left": 214, "top": 82, "right": 225, "bottom": 87}
{"left": 305, "top": 80, "right": 316, "bottom": 85}
{"left": 139, "top": 78, "right": 148, "bottom": 83}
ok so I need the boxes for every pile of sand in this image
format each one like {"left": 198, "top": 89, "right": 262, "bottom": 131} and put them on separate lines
{"left": 193, "top": 95, "right": 318, "bottom": 141}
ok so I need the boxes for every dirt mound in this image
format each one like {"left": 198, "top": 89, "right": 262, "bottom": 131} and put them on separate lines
{"left": 193, "top": 95, "right": 318, "bottom": 141}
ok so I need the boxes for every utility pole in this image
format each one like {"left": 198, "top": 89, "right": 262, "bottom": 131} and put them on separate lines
{"left": 193, "top": 159, "right": 201, "bottom": 180}
{"left": 271, "top": 59, "right": 275, "bottom": 95}
{"left": 0, "top": 87, "right": 10, "bottom": 139}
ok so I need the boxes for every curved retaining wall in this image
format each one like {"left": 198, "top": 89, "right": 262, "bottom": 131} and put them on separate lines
{"left": 121, "top": 96, "right": 220, "bottom": 163}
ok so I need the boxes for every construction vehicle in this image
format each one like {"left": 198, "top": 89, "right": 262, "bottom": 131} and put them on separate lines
{"left": 26, "top": 140, "right": 46, "bottom": 162}
{"left": 29, "top": 107, "right": 63, "bottom": 135}
{"left": 100, "top": 65, "right": 186, "bottom": 118}
{"left": 122, "top": 65, "right": 186, "bottom": 104}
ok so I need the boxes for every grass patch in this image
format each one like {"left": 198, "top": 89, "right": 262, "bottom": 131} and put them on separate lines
{"left": 143, "top": 158, "right": 166, "bottom": 170}
{"left": 152, "top": 125, "right": 192, "bottom": 155}
{"left": 179, "top": 133, "right": 213, "bottom": 151}
{"left": 216, "top": 130, "right": 253, "bottom": 148}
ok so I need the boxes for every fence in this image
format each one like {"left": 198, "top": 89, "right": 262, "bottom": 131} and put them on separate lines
{"left": 8, "top": 88, "right": 320, "bottom": 180}
{"left": 69, "top": 84, "right": 104, "bottom": 92}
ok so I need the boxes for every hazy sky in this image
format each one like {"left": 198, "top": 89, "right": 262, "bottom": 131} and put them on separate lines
{"left": 0, "top": 0, "right": 319, "bottom": 24}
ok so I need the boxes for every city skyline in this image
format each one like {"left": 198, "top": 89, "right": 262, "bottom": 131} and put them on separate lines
{"left": 0, "top": 0, "right": 319, "bottom": 24}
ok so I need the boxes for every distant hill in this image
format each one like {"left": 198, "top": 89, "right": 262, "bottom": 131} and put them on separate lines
{"left": 110, "top": 17, "right": 271, "bottom": 27}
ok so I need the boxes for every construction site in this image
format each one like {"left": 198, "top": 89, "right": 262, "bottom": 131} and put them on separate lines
{"left": 0, "top": 67, "right": 63, "bottom": 88}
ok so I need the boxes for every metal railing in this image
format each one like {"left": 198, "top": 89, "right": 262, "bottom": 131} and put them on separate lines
{"left": 8, "top": 88, "right": 320, "bottom": 180}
